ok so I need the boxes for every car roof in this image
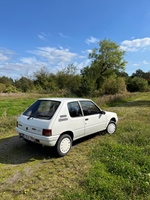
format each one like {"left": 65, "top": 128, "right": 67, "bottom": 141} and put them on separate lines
{"left": 38, "top": 97, "right": 91, "bottom": 103}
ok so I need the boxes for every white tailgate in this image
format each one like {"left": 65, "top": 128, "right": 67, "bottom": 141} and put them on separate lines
{"left": 17, "top": 115, "right": 51, "bottom": 135}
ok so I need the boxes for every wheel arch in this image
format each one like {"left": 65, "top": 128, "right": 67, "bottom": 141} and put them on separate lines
{"left": 58, "top": 131, "right": 74, "bottom": 141}
{"left": 110, "top": 117, "right": 117, "bottom": 123}
{"left": 55, "top": 131, "right": 74, "bottom": 157}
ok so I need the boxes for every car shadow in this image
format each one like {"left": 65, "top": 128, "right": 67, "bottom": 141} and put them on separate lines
{"left": 73, "top": 131, "right": 105, "bottom": 146}
{"left": 0, "top": 132, "right": 105, "bottom": 165}
{"left": 0, "top": 135, "right": 57, "bottom": 165}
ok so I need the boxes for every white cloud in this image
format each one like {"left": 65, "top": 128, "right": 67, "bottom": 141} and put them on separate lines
{"left": 30, "top": 47, "right": 77, "bottom": 64}
{"left": 87, "top": 49, "right": 93, "bottom": 54}
{"left": 26, "top": 46, "right": 92, "bottom": 74}
{"left": 38, "top": 32, "right": 48, "bottom": 41}
{"left": 0, "top": 58, "right": 48, "bottom": 79}
{"left": 0, "top": 46, "right": 90, "bottom": 79}
{"left": 85, "top": 36, "right": 99, "bottom": 45}
{"left": 0, "top": 49, "right": 14, "bottom": 62}
{"left": 59, "top": 32, "right": 68, "bottom": 39}
{"left": 142, "top": 60, "right": 149, "bottom": 65}
{"left": 120, "top": 37, "right": 150, "bottom": 52}
{"left": 0, "top": 53, "right": 9, "bottom": 62}
{"left": 20, "top": 57, "right": 46, "bottom": 66}
{"left": 132, "top": 63, "right": 139, "bottom": 66}
{"left": 0, "top": 62, "right": 24, "bottom": 79}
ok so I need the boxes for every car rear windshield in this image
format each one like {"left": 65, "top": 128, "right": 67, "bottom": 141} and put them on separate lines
{"left": 23, "top": 100, "right": 61, "bottom": 120}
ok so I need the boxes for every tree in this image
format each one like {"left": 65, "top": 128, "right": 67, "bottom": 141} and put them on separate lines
{"left": 131, "top": 69, "right": 150, "bottom": 85}
{"left": 15, "top": 77, "right": 34, "bottom": 92}
{"left": 56, "top": 64, "right": 81, "bottom": 95}
{"left": 127, "top": 77, "right": 149, "bottom": 92}
{"left": 33, "top": 67, "right": 57, "bottom": 92}
{"left": 80, "top": 39, "right": 127, "bottom": 96}
{"left": 131, "top": 69, "right": 145, "bottom": 78}
{"left": 0, "top": 76, "right": 17, "bottom": 93}
{"left": 80, "top": 66, "right": 97, "bottom": 96}
{"left": 115, "top": 71, "right": 129, "bottom": 78}
{"left": 0, "top": 83, "right": 6, "bottom": 92}
{"left": 0, "top": 76, "right": 14, "bottom": 85}
{"left": 88, "top": 39, "right": 127, "bottom": 89}
{"left": 143, "top": 71, "right": 150, "bottom": 85}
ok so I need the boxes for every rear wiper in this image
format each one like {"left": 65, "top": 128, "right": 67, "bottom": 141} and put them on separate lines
{"left": 27, "top": 115, "right": 34, "bottom": 120}
{"left": 35, "top": 114, "right": 51, "bottom": 119}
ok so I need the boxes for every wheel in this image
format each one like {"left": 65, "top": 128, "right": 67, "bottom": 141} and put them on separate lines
{"left": 56, "top": 134, "right": 72, "bottom": 157}
{"left": 106, "top": 121, "right": 117, "bottom": 134}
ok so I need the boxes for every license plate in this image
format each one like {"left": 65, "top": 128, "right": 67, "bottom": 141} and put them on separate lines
{"left": 22, "top": 134, "right": 35, "bottom": 142}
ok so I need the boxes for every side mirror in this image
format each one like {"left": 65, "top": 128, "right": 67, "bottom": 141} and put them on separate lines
{"left": 100, "top": 110, "right": 105, "bottom": 115}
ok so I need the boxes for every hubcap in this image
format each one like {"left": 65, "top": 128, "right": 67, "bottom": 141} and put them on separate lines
{"left": 107, "top": 123, "right": 116, "bottom": 134}
{"left": 60, "top": 137, "right": 71, "bottom": 154}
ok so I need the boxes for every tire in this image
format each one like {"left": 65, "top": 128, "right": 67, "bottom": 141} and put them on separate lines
{"left": 106, "top": 121, "right": 117, "bottom": 134}
{"left": 56, "top": 134, "right": 72, "bottom": 157}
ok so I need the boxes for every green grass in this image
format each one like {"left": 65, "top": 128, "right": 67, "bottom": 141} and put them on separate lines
{"left": 0, "top": 92, "right": 150, "bottom": 200}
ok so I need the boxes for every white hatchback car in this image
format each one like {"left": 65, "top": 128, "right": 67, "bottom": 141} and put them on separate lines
{"left": 16, "top": 98, "right": 118, "bottom": 156}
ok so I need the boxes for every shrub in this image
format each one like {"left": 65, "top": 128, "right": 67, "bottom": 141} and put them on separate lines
{"left": 101, "top": 76, "right": 127, "bottom": 95}
{"left": 0, "top": 83, "right": 6, "bottom": 92}
{"left": 127, "top": 77, "right": 149, "bottom": 92}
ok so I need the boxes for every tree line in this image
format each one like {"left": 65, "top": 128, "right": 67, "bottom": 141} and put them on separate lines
{"left": 0, "top": 39, "right": 150, "bottom": 96}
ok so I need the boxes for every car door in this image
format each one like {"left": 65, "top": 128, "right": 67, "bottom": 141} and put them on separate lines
{"left": 79, "top": 100, "right": 107, "bottom": 135}
{"left": 67, "top": 101, "right": 85, "bottom": 139}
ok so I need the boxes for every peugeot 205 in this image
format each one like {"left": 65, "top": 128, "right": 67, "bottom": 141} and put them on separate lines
{"left": 16, "top": 98, "right": 118, "bottom": 156}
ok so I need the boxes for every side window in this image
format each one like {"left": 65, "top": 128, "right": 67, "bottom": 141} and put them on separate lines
{"left": 68, "top": 102, "right": 82, "bottom": 118}
{"left": 80, "top": 101, "right": 100, "bottom": 116}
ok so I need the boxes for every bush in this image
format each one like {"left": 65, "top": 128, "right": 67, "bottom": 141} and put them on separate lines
{"left": 127, "top": 77, "right": 149, "bottom": 92}
{"left": 101, "top": 76, "right": 127, "bottom": 95}
{"left": 0, "top": 83, "right": 6, "bottom": 92}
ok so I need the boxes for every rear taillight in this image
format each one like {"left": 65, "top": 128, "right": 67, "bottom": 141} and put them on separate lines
{"left": 42, "top": 129, "right": 52, "bottom": 136}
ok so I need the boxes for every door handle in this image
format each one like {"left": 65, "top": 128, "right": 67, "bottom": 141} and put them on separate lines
{"left": 85, "top": 118, "right": 89, "bottom": 121}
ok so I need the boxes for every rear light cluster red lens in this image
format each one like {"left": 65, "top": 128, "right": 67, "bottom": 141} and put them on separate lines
{"left": 42, "top": 129, "right": 52, "bottom": 136}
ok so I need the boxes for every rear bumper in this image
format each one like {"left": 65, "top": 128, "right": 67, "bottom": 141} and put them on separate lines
{"left": 16, "top": 127, "right": 59, "bottom": 146}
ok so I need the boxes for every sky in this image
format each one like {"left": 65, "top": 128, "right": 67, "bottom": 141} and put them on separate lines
{"left": 0, "top": 0, "right": 150, "bottom": 80}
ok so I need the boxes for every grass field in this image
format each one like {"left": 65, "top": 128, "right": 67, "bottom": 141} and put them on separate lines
{"left": 0, "top": 92, "right": 150, "bottom": 200}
